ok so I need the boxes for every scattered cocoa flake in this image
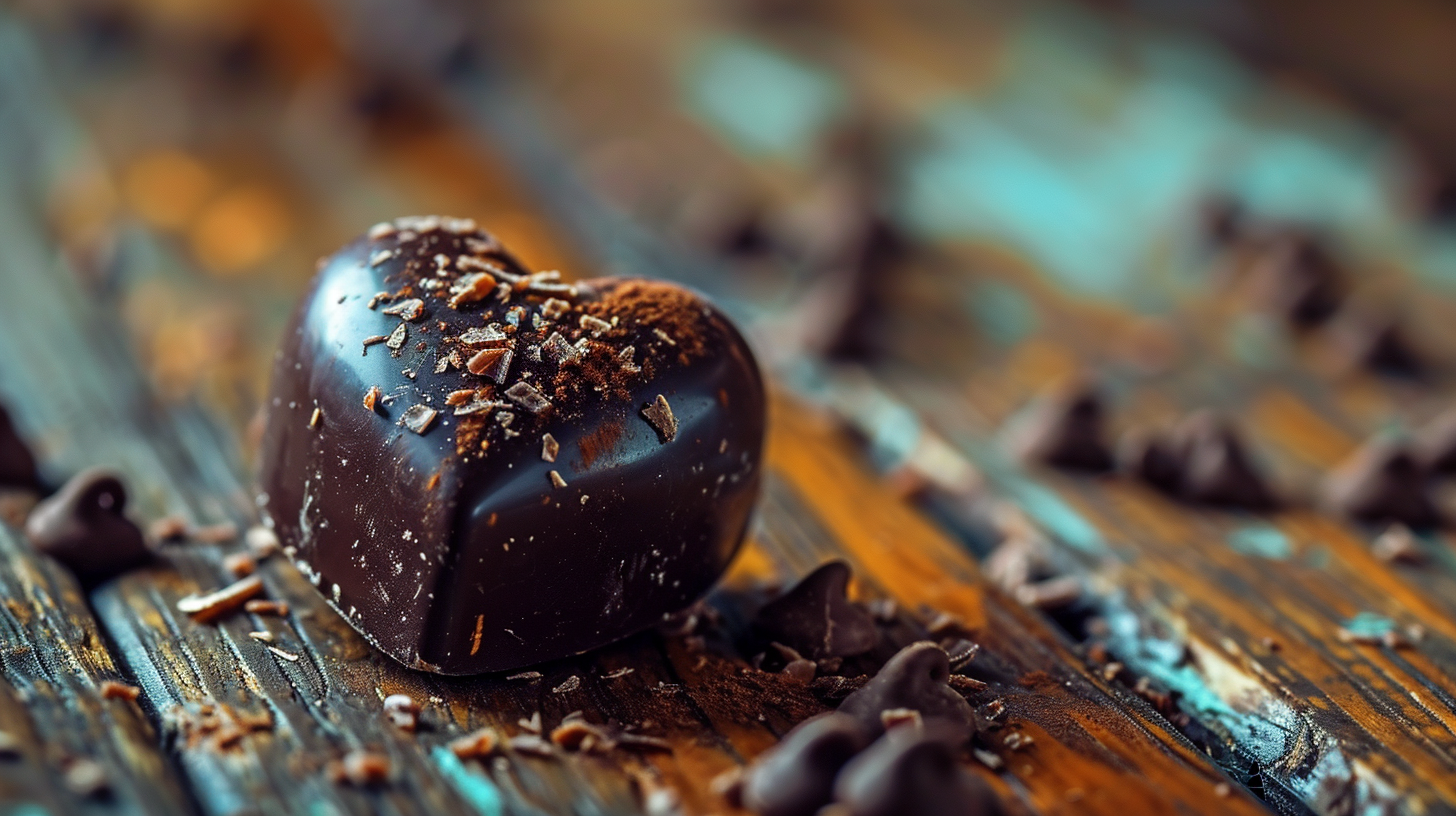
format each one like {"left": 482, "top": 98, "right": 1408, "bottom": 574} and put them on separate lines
{"left": 192, "top": 522, "right": 239, "bottom": 543}
{"left": 973, "top": 749, "right": 1003, "bottom": 769}
{"left": 309, "top": 407, "right": 322, "bottom": 430}
{"left": 363, "top": 386, "right": 383, "bottom": 412}
{"left": 880, "top": 708, "right": 922, "bottom": 730}
{"left": 948, "top": 675, "right": 988, "bottom": 692}
{"left": 550, "top": 720, "right": 611, "bottom": 751}
{"left": 453, "top": 396, "right": 503, "bottom": 417}
{"left": 506, "top": 671, "right": 542, "bottom": 681}
{"left": 383, "top": 694, "right": 419, "bottom": 731}
{"left": 449, "top": 728, "right": 499, "bottom": 759}
{"left": 368, "top": 222, "right": 397, "bottom": 240}
{"left": 150, "top": 516, "right": 189, "bottom": 543}
{"left": 267, "top": 645, "right": 300, "bottom": 662}
{"left": 549, "top": 471, "right": 568, "bottom": 489}
{"left": 541, "top": 332, "right": 581, "bottom": 364}
{"left": 446, "top": 389, "right": 476, "bottom": 406}
{"left": 457, "top": 254, "right": 502, "bottom": 274}
{"left": 541, "top": 298, "right": 570, "bottom": 320}
{"left": 385, "top": 323, "right": 408, "bottom": 354}
{"left": 541, "top": 433, "right": 559, "bottom": 462}
{"left": 237, "top": 710, "right": 273, "bottom": 732}
{"left": 362, "top": 335, "right": 388, "bottom": 354}
{"left": 506, "top": 381, "right": 551, "bottom": 413}
{"left": 223, "top": 552, "right": 256, "bottom": 578}
{"left": 652, "top": 328, "right": 676, "bottom": 346}
{"left": 211, "top": 726, "right": 244, "bottom": 750}
{"left": 552, "top": 675, "right": 581, "bottom": 693}
{"left": 459, "top": 325, "right": 508, "bottom": 345}
{"left": 426, "top": 472, "right": 440, "bottom": 491}
{"left": 508, "top": 734, "right": 554, "bottom": 757}
{"left": 641, "top": 395, "right": 677, "bottom": 442}
{"left": 616, "top": 733, "right": 673, "bottom": 753}
{"left": 244, "top": 599, "right": 289, "bottom": 616}
{"left": 781, "top": 659, "right": 816, "bottom": 684}
{"left": 64, "top": 758, "right": 109, "bottom": 798}
{"left": 177, "top": 575, "right": 264, "bottom": 623}
{"left": 579, "top": 314, "right": 612, "bottom": 337}
{"left": 333, "top": 750, "right": 390, "bottom": 787}
{"left": 100, "top": 680, "right": 141, "bottom": 701}
{"left": 247, "top": 631, "right": 274, "bottom": 643}
{"left": 519, "top": 712, "right": 542, "bottom": 733}
{"left": 399, "top": 405, "right": 437, "bottom": 435}
{"left": 616, "top": 344, "right": 639, "bottom": 374}
{"left": 449, "top": 272, "right": 497, "bottom": 308}
{"left": 367, "top": 291, "right": 392, "bottom": 309}
{"left": 369, "top": 249, "right": 395, "bottom": 267}
{"left": 1004, "top": 731, "right": 1034, "bottom": 750}
{"left": 467, "top": 347, "right": 512, "bottom": 382}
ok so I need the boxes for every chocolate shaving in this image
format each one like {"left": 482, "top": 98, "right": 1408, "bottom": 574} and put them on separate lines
{"left": 467, "top": 347, "right": 513, "bottom": 382}
{"left": 399, "top": 405, "right": 438, "bottom": 435}
{"left": 385, "top": 323, "right": 408, "bottom": 354}
{"left": 382, "top": 299, "right": 425, "bottom": 321}
{"left": 541, "top": 332, "right": 581, "bottom": 364}
{"left": 459, "top": 325, "right": 508, "bottom": 345}
{"left": 541, "top": 433, "right": 559, "bottom": 462}
{"left": 641, "top": 395, "right": 677, "bottom": 442}
{"left": 449, "top": 272, "right": 498, "bottom": 308}
{"left": 177, "top": 575, "right": 265, "bottom": 623}
{"left": 506, "top": 382, "right": 551, "bottom": 413}
{"left": 579, "top": 314, "right": 612, "bottom": 337}
{"left": 549, "top": 470, "right": 568, "bottom": 489}
{"left": 363, "top": 386, "right": 382, "bottom": 412}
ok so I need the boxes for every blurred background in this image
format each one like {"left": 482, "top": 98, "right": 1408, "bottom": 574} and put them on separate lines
{"left": 8, "top": 0, "right": 1456, "bottom": 495}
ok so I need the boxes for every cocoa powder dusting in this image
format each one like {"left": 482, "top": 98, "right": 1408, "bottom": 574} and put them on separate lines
{"left": 578, "top": 414, "right": 628, "bottom": 468}
{"left": 584, "top": 281, "right": 715, "bottom": 364}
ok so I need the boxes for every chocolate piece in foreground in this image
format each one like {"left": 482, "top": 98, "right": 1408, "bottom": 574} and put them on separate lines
{"left": 25, "top": 468, "right": 151, "bottom": 584}
{"left": 742, "top": 713, "right": 870, "bottom": 816}
{"left": 0, "top": 404, "right": 39, "bottom": 490}
{"left": 753, "top": 561, "right": 878, "bottom": 660}
{"left": 838, "top": 642, "right": 974, "bottom": 737}
{"left": 257, "top": 216, "right": 766, "bottom": 674}
{"left": 834, "top": 725, "right": 999, "bottom": 816}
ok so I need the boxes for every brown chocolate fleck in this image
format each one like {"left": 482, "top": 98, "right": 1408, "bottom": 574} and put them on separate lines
{"left": 223, "top": 552, "right": 256, "bottom": 578}
{"left": 449, "top": 728, "right": 499, "bottom": 759}
{"left": 245, "top": 599, "right": 289, "bottom": 616}
{"left": 399, "top": 405, "right": 438, "bottom": 435}
{"left": 177, "top": 575, "right": 265, "bottom": 623}
{"left": 449, "top": 272, "right": 498, "bottom": 308}
{"left": 383, "top": 298, "right": 425, "bottom": 321}
{"left": 334, "top": 750, "right": 390, "bottom": 787}
{"left": 100, "top": 680, "right": 141, "bottom": 701}
{"left": 549, "top": 470, "right": 568, "bottom": 489}
{"left": 384, "top": 323, "right": 408, "bottom": 355}
{"left": 467, "top": 347, "right": 513, "bottom": 382}
{"left": 641, "top": 394, "right": 677, "bottom": 442}
{"left": 506, "top": 381, "right": 551, "bottom": 413}
{"left": 363, "top": 386, "right": 382, "bottom": 412}
{"left": 540, "top": 433, "right": 560, "bottom": 462}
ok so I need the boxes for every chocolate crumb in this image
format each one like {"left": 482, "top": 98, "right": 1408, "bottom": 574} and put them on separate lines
{"left": 223, "top": 552, "right": 256, "bottom": 578}
{"left": 399, "top": 405, "right": 438, "bottom": 435}
{"left": 641, "top": 395, "right": 677, "bottom": 442}
{"left": 244, "top": 599, "right": 289, "bottom": 616}
{"left": 506, "top": 671, "right": 542, "bottom": 681}
{"left": 552, "top": 675, "right": 581, "bottom": 693}
{"left": 267, "top": 645, "right": 301, "bottom": 662}
{"left": 506, "top": 382, "right": 551, "bottom": 413}
{"left": 467, "top": 347, "right": 513, "bottom": 382}
{"left": 385, "top": 323, "right": 408, "bottom": 354}
{"left": 100, "top": 680, "right": 141, "bottom": 701}
{"left": 176, "top": 575, "right": 265, "bottom": 623}
{"left": 334, "top": 750, "right": 390, "bottom": 787}
{"left": 449, "top": 272, "right": 497, "bottom": 308}
{"left": 549, "top": 471, "right": 568, "bottom": 489}
{"left": 362, "top": 335, "right": 387, "bottom": 354}
{"left": 363, "top": 386, "right": 382, "bottom": 412}
{"left": 449, "top": 728, "right": 499, "bottom": 759}
{"left": 382, "top": 298, "right": 426, "bottom": 321}
{"left": 542, "top": 433, "right": 559, "bottom": 462}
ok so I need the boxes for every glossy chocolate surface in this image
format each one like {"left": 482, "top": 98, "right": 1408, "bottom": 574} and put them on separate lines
{"left": 257, "top": 217, "right": 765, "bottom": 674}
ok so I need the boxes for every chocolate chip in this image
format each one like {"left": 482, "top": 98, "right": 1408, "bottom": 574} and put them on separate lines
{"left": 1324, "top": 304, "right": 1422, "bottom": 377}
{"left": 1116, "top": 428, "right": 1183, "bottom": 492}
{"left": 837, "top": 642, "right": 974, "bottom": 737}
{"left": 1009, "top": 381, "right": 1113, "bottom": 472}
{"left": 753, "top": 561, "right": 878, "bottom": 660}
{"left": 1323, "top": 436, "right": 1440, "bottom": 528}
{"left": 1248, "top": 232, "right": 1345, "bottom": 328}
{"left": 0, "top": 405, "right": 39, "bottom": 489}
{"left": 741, "top": 713, "right": 870, "bottom": 816}
{"left": 832, "top": 725, "right": 999, "bottom": 816}
{"left": 1173, "top": 412, "right": 1277, "bottom": 510}
{"left": 24, "top": 469, "right": 151, "bottom": 585}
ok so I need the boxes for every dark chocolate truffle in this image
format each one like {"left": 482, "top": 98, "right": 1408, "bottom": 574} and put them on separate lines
{"left": 753, "top": 561, "right": 878, "bottom": 660}
{"left": 25, "top": 468, "right": 151, "bottom": 584}
{"left": 257, "top": 217, "right": 766, "bottom": 674}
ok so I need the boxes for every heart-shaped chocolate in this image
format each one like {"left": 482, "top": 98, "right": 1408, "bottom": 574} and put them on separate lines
{"left": 257, "top": 217, "right": 765, "bottom": 674}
